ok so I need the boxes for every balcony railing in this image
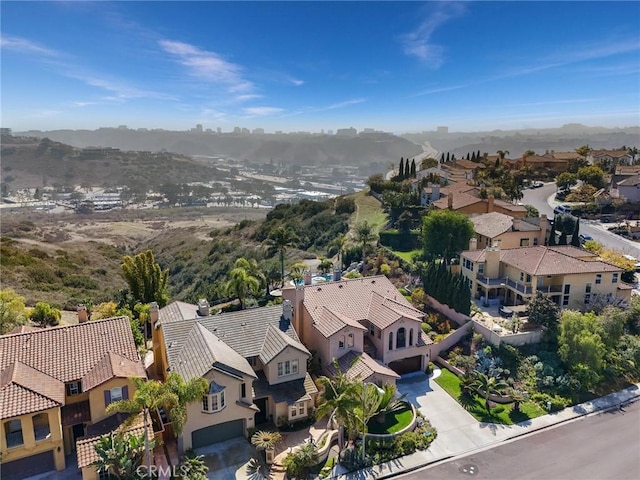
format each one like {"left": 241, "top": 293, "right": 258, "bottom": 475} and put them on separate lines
{"left": 506, "top": 278, "right": 533, "bottom": 295}
{"left": 476, "top": 274, "right": 505, "bottom": 286}
{"left": 537, "top": 285, "right": 563, "bottom": 294}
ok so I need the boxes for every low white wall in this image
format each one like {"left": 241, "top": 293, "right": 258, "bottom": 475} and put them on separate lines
{"left": 471, "top": 319, "right": 543, "bottom": 347}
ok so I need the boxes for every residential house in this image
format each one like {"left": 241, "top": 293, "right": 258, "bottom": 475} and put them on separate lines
{"left": 469, "top": 212, "right": 549, "bottom": 249}
{"left": 432, "top": 194, "right": 527, "bottom": 218}
{"left": 519, "top": 153, "right": 569, "bottom": 173}
{"left": 0, "top": 317, "right": 147, "bottom": 480}
{"left": 152, "top": 302, "right": 317, "bottom": 451}
{"left": 452, "top": 159, "right": 486, "bottom": 179}
{"left": 616, "top": 175, "right": 640, "bottom": 203}
{"left": 459, "top": 244, "right": 632, "bottom": 310}
{"left": 282, "top": 275, "right": 433, "bottom": 379}
{"left": 590, "top": 149, "right": 634, "bottom": 168}
{"left": 611, "top": 165, "right": 640, "bottom": 189}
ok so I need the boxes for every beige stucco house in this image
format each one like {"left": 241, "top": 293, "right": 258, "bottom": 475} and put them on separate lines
{"left": 460, "top": 244, "right": 632, "bottom": 310}
{"left": 282, "top": 275, "right": 433, "bottom": 380}
{"left": 469, "top": 212, "right": 549, "bottom": 250}
{"left": 0, "top": 317, "right": 147, "bottom": 480}
{"left": 153, "top": 302, "right": 317, "bottom": 451}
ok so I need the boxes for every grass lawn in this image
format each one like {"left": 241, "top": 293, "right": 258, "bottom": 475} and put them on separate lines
{"left": 434, "top": 369, "right": 546, "bottom": 425}
{"left": 367, "top": 402, "right": 414, "bottom": 434}
{"left": 392, "top": 249, "right": 421, "bottom": 264}
{"left": 351, "top": 189, "right": 388, "bottom": 233}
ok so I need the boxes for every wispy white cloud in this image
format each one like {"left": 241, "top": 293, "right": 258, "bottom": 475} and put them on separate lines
{"left": 400, "top": 2, "right": 466, "bottom": 67}
{"left": 159, "top": 39, "right": 253, "bottom": 93}
{"left": 510, "top": 98, "right": 604, "bottom": 108}
{"left": 412, "top": 84, "right": 467, "bottom": 97}
{"left": 279, "top": 98, "right": 366, "bottom": 118}
{"left": 289, "top": 77, "right": 304, "bottom": 87}
{"left": 243, "top": 107, "right": 285, "bottom": 116}
{"left": 72, "top": 101, "right": 100, "bottom": 107}
{"left": 234, "top": 94, "right": 263, "bottom": 102}
{"left": 65, "top": 71, "right": 177, "bottom": 101}
{"left": 0, "top": 34, "right": 59, "bottom": 57}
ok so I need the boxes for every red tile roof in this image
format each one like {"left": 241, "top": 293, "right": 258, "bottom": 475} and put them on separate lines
{"left": 0, "top": 361, "right": 65, "bottom": 419}
{"left": 82, "top": 351, "right": 146, "bottom": 391}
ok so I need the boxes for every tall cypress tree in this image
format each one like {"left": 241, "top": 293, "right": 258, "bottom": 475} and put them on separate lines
{"left": 441, "top": 153, "right": 445, "bottom": 163}
{"left": 399, "top": 157, "right": 404, "bottom": 178}
{"left": 410, "top": 159, "right": 416, "bottom": 177}
{"left": 446, "top": 152, "right": 450, "bottom": 162}
{"left": 466, "top": 152, "right": 470, "bottom": 160}
{"left": 570, "top": 219, "right": 581, "bottom": 247}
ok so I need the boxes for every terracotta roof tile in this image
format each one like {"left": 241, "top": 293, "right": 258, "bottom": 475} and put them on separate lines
{"left": 0, "top": 361, "right": 65, "bottom": 419}
{"left": 313, "top": 307, "right": 367, "bottom": 338}
{"left": 0, "top": 317, "right": 142, "bottom": 385}
{"left": 82, "top": 352, "right": 146, "bottom": 391}
{"left": 327, "top": 351, "right": 400, "bottom": 382}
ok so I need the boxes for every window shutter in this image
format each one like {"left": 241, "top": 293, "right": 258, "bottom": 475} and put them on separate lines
{"left": 104, "top": 390, "right": 111, "bottom": 408}
{"left": 122, "top": 386, "right": 129, "bottom": 400}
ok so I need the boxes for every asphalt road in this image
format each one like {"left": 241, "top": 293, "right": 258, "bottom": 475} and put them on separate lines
{"left": 522, "top": 182, "right": 640, "bottom": 258}
{"left": 403, "top": 400, "right": 640, "bottom": 480}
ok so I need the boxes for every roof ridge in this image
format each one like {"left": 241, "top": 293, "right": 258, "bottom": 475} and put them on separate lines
{"left": 0, "top": 316, "right": 129, "bottom": 339}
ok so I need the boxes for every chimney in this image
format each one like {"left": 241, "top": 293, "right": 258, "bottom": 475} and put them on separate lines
{"left": 539, "top": 215, "right": 549, "bottom": 246}
{"left": 77, "top": 304, "right": 88, "bottom": 323}
{"left": 282, "top": 284, "right": 305, "bottom": 341}
{"left": 304, "top": 270, "right": 312, "bottom": 285}
{"left": 149, "top": 302, "right": 159, "bottom": 324}
{"left": 333, "top": 266, "right": 342, "bottom": 281}
{"left": 282, "top": 300, "right": 293, "bottom": 322}
{"left": 469, "top": 238, "right": 478, "bottom": 250}
{"left": 447, "top": 193, "right": 454, "bottom": 210}
{"left": 197, "top": 299, "right": 210, "bottom": 316}
{"left": 485, "top": 243, "right": 501, "bottom": 278}
{"left": 487, "top": 196, "right": 495, "bottom": 213}
{"left": 512, "top": 217, "right": 521, "bottom": 231}
{"left": 432, "top": 184, "right": 440, "bottom": 200}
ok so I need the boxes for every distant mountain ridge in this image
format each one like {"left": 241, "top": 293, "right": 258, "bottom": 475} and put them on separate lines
{"left": 16, "top": 129, "right": 423, "bottom": 169}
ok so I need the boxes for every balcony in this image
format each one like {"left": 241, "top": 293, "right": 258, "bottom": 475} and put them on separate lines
{"left": 505, "top": 278, "right": 533, "bottom": 295}
{"left": 477, "top": 275, "right": 533, "bottom": 295}
{"left": 476, "top": 274, "right": 505, "bottom": 287}
{"left": 537, "top": 285, "right": 563, "bottom": 294}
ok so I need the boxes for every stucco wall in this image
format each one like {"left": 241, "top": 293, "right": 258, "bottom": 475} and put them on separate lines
{"left": 89, "top": 377, "right": 138, "bottom": 423}
{"left": 264, "top": 347, "right": 308, "bottom": 385}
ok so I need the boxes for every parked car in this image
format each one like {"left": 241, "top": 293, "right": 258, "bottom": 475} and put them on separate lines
{"left": 554, "top": 204, "right": 572, "bottom": 215}
{"left": 531, "top": 181, "right": 544, "bottom": 189}
{"left": 578, "top": 234, "right": 593, "bottom": 244}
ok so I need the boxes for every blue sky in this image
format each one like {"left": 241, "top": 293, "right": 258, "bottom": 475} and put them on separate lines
{"left": 2, "top": 1, "right": 639, "bottom": 133}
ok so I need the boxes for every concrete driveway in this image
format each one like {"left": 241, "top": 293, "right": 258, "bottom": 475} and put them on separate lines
{"left": 194, "top": 437, "right": 257, "bottom": 479}
{"left": 397, "top": 370, "right": 511, "bottom": 458}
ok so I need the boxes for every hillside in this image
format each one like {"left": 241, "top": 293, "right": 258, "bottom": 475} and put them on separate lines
{"left": 17, "top": 129, "right": 422, "bottom": 171}
{"left": 0, "top": 192, "right": 384, "bottom": 310}
{"left": 0, "top": 136, "right": 228, "bottom": 189}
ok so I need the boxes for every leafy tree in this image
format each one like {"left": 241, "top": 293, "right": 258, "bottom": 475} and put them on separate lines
{"left": 421, "top": 157, "right": 438, "bottom": 169}
{"left": 93, "top": 431, "right": 150, "bottom": 480}
{"left": 576, "top": 166, "right": 605, "bottom": 189}
{"left": 524, "top": 205, "right": 539, "bottom": 218}
{"left": 0, "top": 289, "right": 27, "bottom": 334}
{"left": 575, "top": 144, "right": 591, "bottom": 159}
{"left": 354, "top": 221, "right": 378, "bottom": 271}
{"left": 556, "top": 172, "right": 577, "bottom": 191}
{"left": 422, "top": 210, "right": 474, "bottom": 262}
{"left": 29, "top": 301, "right": 61, "bottom": 327}
{"left": 163, "top": 373, "right": 208, "bottom": 437}
{"left": 283, "top": 442, "right": 319, "bottom": 479}
{"left": 328, "top": 232, "right": 347, "bottom": 269}
{"left": 107, "top": 378, "right": 179, "bottom": 474}
{"left": 265, "top": 226, "right": 299, "bottom": 287}
{"left": 527, "top": 291, "right": 561, "bottom": 331}
{"left": 121, "top": 250, "right": 169, "bottom": 307}
{"left": 558, "top": 310, "right": 606, "bottom": 388}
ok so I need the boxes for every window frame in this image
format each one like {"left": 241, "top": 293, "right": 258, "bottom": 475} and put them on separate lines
{"left": 66, "top": 381, "right": 82, "bottom": 396}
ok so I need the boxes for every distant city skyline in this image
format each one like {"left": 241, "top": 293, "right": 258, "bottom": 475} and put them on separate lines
{"left": 2, "top": 1, "right": 639, "bottom": 133}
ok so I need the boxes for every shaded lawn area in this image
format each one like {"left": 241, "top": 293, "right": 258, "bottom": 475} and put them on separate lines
{"left": 392, "top": 249, "right": 421, "bottom": 264}
{"left": 435, "top": 369, "right": 546, "bottom": 425}
{"left": 367, "top": 403, "right": 413, "bottom": 434}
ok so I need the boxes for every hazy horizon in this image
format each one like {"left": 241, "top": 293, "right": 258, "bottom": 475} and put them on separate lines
{"left": 2, "top": 1, "right": 639, "bottom": 133}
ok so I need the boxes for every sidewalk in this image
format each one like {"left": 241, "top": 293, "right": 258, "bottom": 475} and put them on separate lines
{"left": 335, "top": 370, "right": 640, "bottom": 479}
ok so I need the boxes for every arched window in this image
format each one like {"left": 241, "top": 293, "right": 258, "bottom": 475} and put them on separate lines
{"left": 388, "top": 332, "right": 393, "bottom": 351}
{"left": 409, "top": 328, "right": 414, "bottom": 346}
{"left": 397, "top": 327, "right": 406, "bottom": 349}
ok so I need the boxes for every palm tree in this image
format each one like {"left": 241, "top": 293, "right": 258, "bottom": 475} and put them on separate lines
{"left": 507, "top": 388, "right": 529, "bottom": 413}
{"left": 251, "top": 430, "right": 283, "bottom": 451}
{"left": 328, "top": 232, "right": 347, "bottom": 269}
{"left": 317, "top": 257, "right": 333, "bottom": 275}
{"left": 315, "top": 363, "right": 360, "bottom": 449}
{"left": 373, "top": 383, "right": 407, "bottom": 423}
{"left": 265, "top": 226, "right": 299, "bottom": 287}
{"left": 226, "top": 266, "right": 260, "bottom": 310}
{"left": 107, "top": 378, "right": 178, "bottom": 475}
{"left": 496, "top": 150, "right": 510, "bottom": 160}
{"left": 471, "top": 372, "right": 508, "bottom": 411}
{"left": 288, "top": 262, "right": 307, "bottom": 285}
{"left": 234, "top": 257, "right": 267, "bottom": 298}
{"left": 354, "top": 221, "right": 377, "bottom": 273}
{"left": 163, "top": 373, "right": 208, "bottom": 437}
